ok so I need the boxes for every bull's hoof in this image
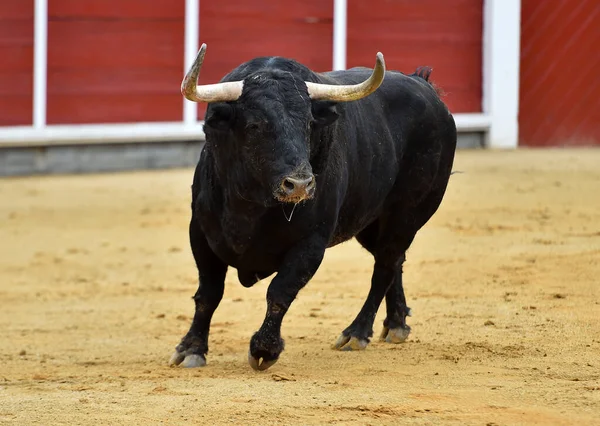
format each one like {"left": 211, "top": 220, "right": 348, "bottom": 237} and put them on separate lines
{"left": 248, "top": 331, "right": 284, "bottom": 371}
{"left": 248, "top": 351, "right": 278, "bottom": 371}
{"left": 169, "top": 350, "right": 207, "bottom": 368}
{"left": 332, "top": 334, "right": 369, "bottom": 351}
{"left": 379, "top": 325, "right": 411, "bottom": 343}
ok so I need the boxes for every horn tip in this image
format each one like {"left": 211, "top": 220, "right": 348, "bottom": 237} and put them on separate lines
{"left": 375, "top": 52, "right": 385, "bottom": 72}
{"left": 192, "top": 44, "right": 207, "bottom": 64}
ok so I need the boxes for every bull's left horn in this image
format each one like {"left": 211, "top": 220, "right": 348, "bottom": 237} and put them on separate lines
{"left": 181, "top": 43, "right": 244, "bottom": 103}
{"left": 305, "top": 52, "right": 386, "bottom": 102}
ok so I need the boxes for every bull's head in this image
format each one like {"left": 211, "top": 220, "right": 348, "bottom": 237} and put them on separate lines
{"left": 182, "top": 44, "right": 385, "bottom": 206}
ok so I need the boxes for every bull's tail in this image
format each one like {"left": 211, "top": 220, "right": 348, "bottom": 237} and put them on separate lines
{"left": 410, "top": 66, "right": 445, "bottom": 97}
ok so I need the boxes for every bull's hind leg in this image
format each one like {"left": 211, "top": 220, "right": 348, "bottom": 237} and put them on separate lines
{"left": 333, "top": 222, "right": 416, "bottom": 351}
{"left": 332, "top": 260, "right": 398, "bottom": 350}
{"left": 380, "top": 259, "right": 412, "bottom": 343}
{"left": 379, "top": 184, "right": 452, "bottom": 345}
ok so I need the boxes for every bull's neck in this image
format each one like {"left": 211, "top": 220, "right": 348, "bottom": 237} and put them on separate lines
{"left": 219, "top": 186, "right": 268, "bottom": 255}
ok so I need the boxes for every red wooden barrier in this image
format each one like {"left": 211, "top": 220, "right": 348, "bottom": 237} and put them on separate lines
{"left": 46, "top": 0, "right": 185, "bottom": 124}
{"left": 519, "top": 0, "right": 599, "bottom": 146}
{"left": 0, "top": 1, "right": 34, "bottom": 126}
{"left": 347, "top": 0, "right": 483, "bottom": 113}
{"left": 196, "top": 0, "right": 333, "bottom": 119}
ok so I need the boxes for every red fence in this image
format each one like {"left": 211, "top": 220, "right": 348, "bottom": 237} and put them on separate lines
{"left": 196, "top": 0, "right": 333, "bottom": 118}
{"left": 46, "top": 0, "right": 184, "bottom": 124}
{"left": 1, "top": 1, "right": 485, "bottom": 126}
{"left": 519, "top": 0, "right": 600, "bottom": 146}
{"left": 347, "top": 0, "right": 483, "bottom": 114}
{"left": 4, "top": 1, "right": 598, "bottom": 148}
{"left": 0, "top": 1, "right": 33, "bottom": 126}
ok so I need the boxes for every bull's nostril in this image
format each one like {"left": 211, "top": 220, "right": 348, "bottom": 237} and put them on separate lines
{"left": 283, "top": 179, "right": 296, "bottom": 192}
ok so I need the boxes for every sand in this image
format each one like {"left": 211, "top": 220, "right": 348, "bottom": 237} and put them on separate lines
{"left": 1, "top": 148, "right": 599, "bottom": 425}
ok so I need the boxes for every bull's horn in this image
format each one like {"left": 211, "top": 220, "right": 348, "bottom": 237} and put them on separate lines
{"left": 181, "top": 43, "right": 243, "bottom": 103}
{"left": 305, "top": 52, "right": 386, "bottom": 102}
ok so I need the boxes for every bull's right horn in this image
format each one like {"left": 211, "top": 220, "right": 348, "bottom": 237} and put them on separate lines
{"left": 305, "top": 52, "right": 386, "bottom": 102}
{"left": 181, "top": 43, "right": 244, "bottom": 103}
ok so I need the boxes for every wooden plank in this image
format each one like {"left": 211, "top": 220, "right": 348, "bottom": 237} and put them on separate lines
{"left": 47, "top": 20, "right": 184, "bottom": 68}
{"left": 49, "top": 0, "right": 184, "bottom": 19}
{"left": 0, "top": 20, "right": 34, "bottom": 48}
{"left": 47, "top": 68, "right": 182, "bottom": 95}
{"left": 0, "top": 21, "right": 34, "bottom": 73}
{"left": 0, "top": 0, "right": 33, "bottom": 20}
{"left": 47, "top": 94, "right": 183, "bottom": 124}
{"left": 0, "top": 6, "right": 33, "bottom": 127}
{"left": 0, "top": 71, "right": 32, "bottom": 96}
{"left": 0, "top": 46, "right": 34, "bottom": 72}
{"left": 200, "top": 0, "right": 332, "bottom": 18}
{"left": 347, "top": 0, "right": 483, "bottom": 114}
{"left": 0, "top": 97, "right": 33, "bottom": 126}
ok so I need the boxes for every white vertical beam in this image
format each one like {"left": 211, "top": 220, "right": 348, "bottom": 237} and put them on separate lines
{"left": 333, "top": 0, "right": 347, "bottom": 70}
{"left": 482, "top": 0, "right": 522, "bottom": 148}
{"left": 183, "top": 0, "right": 199, "bottom": 124}
{"left": 33, "top": 0, "right": 48, "bottom": 129}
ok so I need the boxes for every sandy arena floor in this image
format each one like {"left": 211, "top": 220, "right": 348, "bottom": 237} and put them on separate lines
{"left": 0, "top": 149, "right": 599, "bottom": 425}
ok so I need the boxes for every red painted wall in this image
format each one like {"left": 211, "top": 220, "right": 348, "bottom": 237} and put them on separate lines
{"left": 519, "top": 0, "right": 600, "bottom": 146}
{"left": 196, "top": 0, "right": 333, "bottom": 118}
{"left": 46, "top": 1, "right": 185, "bottom": 124}
{"left": 1, "top": 1, "right": 486, "bottom": 127}
{"left": 347, "top": 0, "right": 483, "bottom": 113}
{"left": 0, "top": 1, "right": 33, "bottom": 126}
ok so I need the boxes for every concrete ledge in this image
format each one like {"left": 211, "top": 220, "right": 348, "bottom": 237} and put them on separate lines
{"left": 458, "top": 132, "right": 484, "bottom": 149}
{"left": 0, "top": 140, "right": 203, "bottom": 176}
{"left": 0, "top": 133, "right": 482, "bottom": 177}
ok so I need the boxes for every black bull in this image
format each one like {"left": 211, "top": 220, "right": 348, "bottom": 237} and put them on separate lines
{"left": 170, "top": 44, "right": 457, "bottom": 370}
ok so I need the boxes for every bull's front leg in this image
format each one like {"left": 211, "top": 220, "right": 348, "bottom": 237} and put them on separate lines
{"left": 169, "top": 220, "right": 227, "bottom": 368}
{"left": 248, "top": 234, "right": 327, "bottom": 371}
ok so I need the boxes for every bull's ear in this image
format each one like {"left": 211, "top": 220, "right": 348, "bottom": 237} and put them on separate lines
{"left": 312, "top": 101, "right": 339, "bottom": 127}
{"left": 204, "top": 104, "right": 234, "bottom": 131}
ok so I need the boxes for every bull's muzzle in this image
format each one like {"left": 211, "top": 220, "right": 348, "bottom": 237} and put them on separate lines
{"left": 276, "top": 174, "right": 315, "bottom": 203}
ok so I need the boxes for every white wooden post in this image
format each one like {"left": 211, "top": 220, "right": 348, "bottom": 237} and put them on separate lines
{"left": 33, "top": 0, "right": 48, "bottom": 128}
{"left": 333, "top": 0, "right": 347, "bottom": 70}
{"left": 483, "top": 0, "right": 522, "bottom": 148}
{"left": 183, "top": 0, "right": 199, "bottom": 124}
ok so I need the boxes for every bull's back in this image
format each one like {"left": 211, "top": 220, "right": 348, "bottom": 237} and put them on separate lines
{"left": 323, "top": 68, "right": 456, "bottom": 243}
